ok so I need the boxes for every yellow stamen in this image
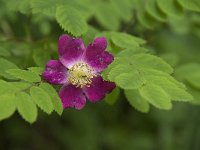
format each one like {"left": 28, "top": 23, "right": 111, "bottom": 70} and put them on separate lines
{"left": 68, "top": 62, "right": 96, "bottom": 88}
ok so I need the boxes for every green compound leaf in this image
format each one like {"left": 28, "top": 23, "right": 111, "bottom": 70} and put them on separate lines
{"left": 0, "top": 58, "right": 19, "bottom": 79}
{"left": 104, "top": 49, "right": 192, "bottom": 111}
{"left": 6, "top": 69, "right": 41, "bottom": 83}
{"left": 30, "top": 86, "right": 54, "bottom": 114}
{"left": 15, "top": 92, "right": 37, "bottom": 123}
{"left": 39, "top": 83, "right": 63, "bottom": 115}
{"left": 105, "top": 53, "right": 173, "bottom": 84}
{"left": 125, "top": 90, "right": 150, "bottom": 113}
{"left": 0, "top": 94, "right": 16, "bottom": 121}
{"left": 139, "top": 83, "right": 172, "bottom": 110}
{"left": 56, "top": 5, "right": 88, "bottom": 37}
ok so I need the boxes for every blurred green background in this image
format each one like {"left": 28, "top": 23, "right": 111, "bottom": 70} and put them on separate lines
{"left": 1, "top": 101, "right": 200, "bottom": 150}
{"left": 0, "top": 0, "right": 200, "bottom": 149}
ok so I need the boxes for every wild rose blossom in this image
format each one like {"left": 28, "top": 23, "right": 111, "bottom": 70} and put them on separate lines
{"left": 42, "top": 34, "right": 116, "bottom": 110}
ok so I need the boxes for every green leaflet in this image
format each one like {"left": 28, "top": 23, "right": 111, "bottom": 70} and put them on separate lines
{"left": 111, "top": 32, "right": 146, "bottom": 48}
{"left": 0, "top": 58, "right": 19, "bottom": 79}
{"left": 30, "top": 86, "right": 54, "bottom": 114}
{"left": 145, "top": 76, "right": 193, "bottom": 101}
{"left": 156, "top": 0, "right": 184, "bottom": 18}
{"left": 125, "top": 90, "right": 150, "bottom": 113}
{"left": 95, "top": 32, "right": 147, "bottom": 55}
{"left": 188, "top": 87, "right": 200, "bottom": 104}
{"left": 175, "top": 63, "right": 200, "bottom": 80}
{"left": 112, "top": 54, "right": 173, "bottom": 74}
{"left": 129, "top": 54, "right": 173, "bottom": 74}
{"left": 105, "top": 54, "right": 173, "bottom": 85}
{"left": 15, "top": 92, "right": 37, "bottom": 123}
{"left": 175, "top": 63, "right": 200, "bottom": 89}
{"left": 0, "top": 94, "right": 16, "bottom": 121}
{"left": 110, "top": 0, "right": 133, "bottom": 22}
{"left": 0, "top": 80, "right": 32, "bottom": 96}
{"left": 0, "top": 80, "right": 20, "bottom": 95}
{"left": 39, "top": 83, "right": 63, "bottom": 115}
{"left": 117, "top": 48, "right": 149, "bottom": 56}
{"left": 108, "top": 64, "right": 130, "bottom": 81}
{"left": 137, "top": 6, "right": 159, "bottom": 29}
{"left": 186, "top": 73, "right": 200, "bottom": 89}
{"left": 139, "top": 83, "right": 172, "bottom": 110}
{"left": 145, "top": 0, "right": 167, "bottom": 22}
{"left": 177, "top": 0, "right": 200, "bottom": 12}
{"left": 175, "top": 63, "right": 200, "bottom": 104}
{"left": 141, "top": 69, "right": 186, "bottom": 90}
{"left": 94, "top": 1, "right": 120, "bottom": 31}
{"left": 11, "top": 82, "right": 32, "bottom": 91}
{"left": 28, "top": 67, "right": 44, "bottom": 75}
{"left": 160, "top": 53, "right": 180, "bottom": 67}
{"left": 56, "top": 5, "right": 88, "bottom": 37}
{"left": 115, "top": 72, "right": 145, "bottom": 90}
{"left": 6, "top": 69, "right": 41, "bottom": 83}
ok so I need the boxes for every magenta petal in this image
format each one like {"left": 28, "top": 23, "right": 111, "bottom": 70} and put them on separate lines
{"left": 84, "top": 37, "right": 113, "bottom": 72}
{"left": 59, "top": 84, "right": 86, "bottom": 110}
{"left": 58, "top": 34, "right": 85, "bottom": 68}
{"left": 42, "top": 60, "right": 68, "bottom": 84}
{"left": 84, "top": 76, "right": 116, "bottom": 103}
{"left": 86, "top": 37, "right": 107, "bottom": 52}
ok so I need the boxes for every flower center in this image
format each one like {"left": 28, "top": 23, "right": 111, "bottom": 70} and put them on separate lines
{"left": 68, "top": 62, "right": 96, "bottom": 88}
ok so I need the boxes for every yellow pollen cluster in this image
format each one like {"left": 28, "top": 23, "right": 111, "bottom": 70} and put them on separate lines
{"left": 68, "top": 62, "right": 96, "bottom": 88}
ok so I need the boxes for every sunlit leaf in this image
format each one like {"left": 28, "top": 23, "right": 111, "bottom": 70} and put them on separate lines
{"left": 0, "top": 94, "right": 16, "bottom": 121}
{"left": 16, "top": 92, "right": 37, "bottom": 123}
{"left": 30, "top": 86, "right": 54, "bottom": 114}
